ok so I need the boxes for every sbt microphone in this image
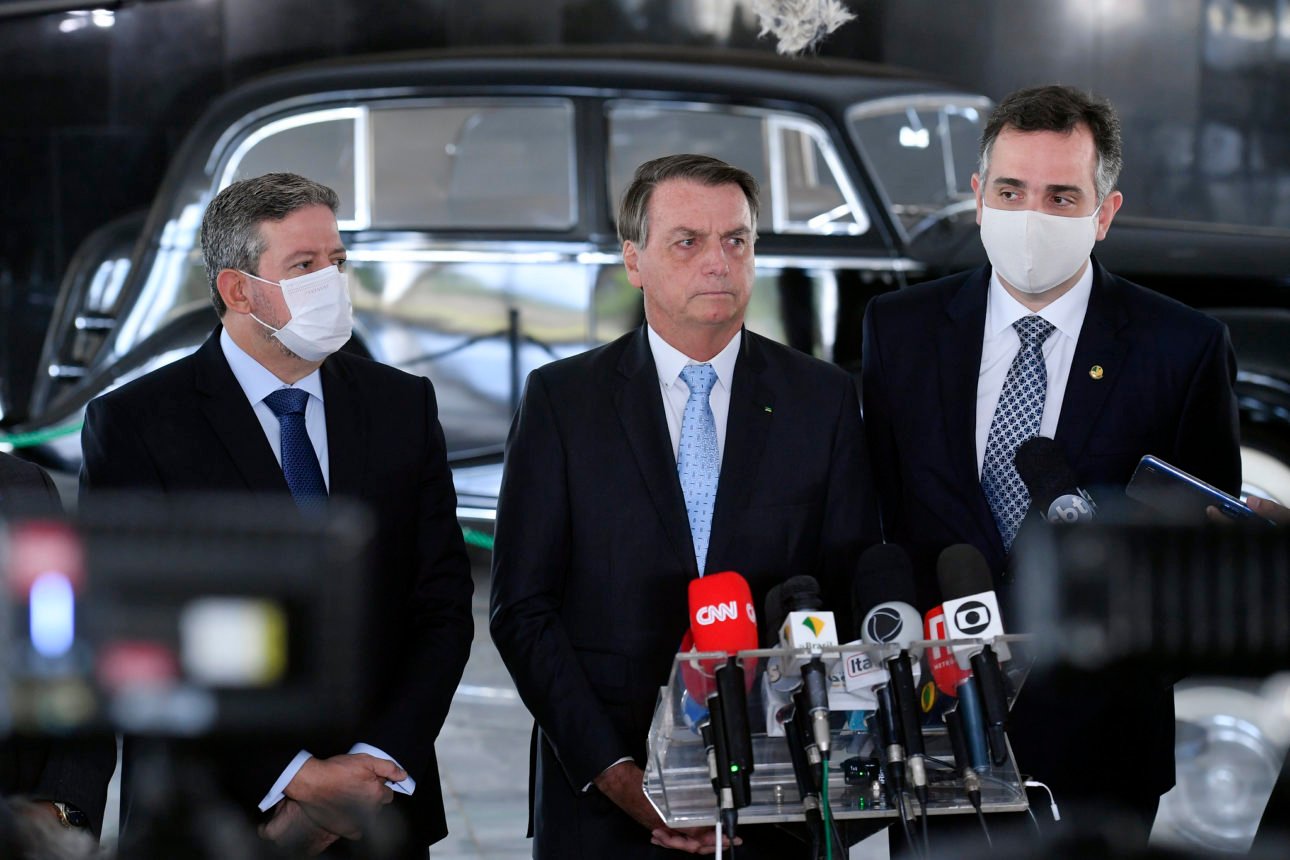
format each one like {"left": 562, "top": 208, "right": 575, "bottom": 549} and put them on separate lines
{"left": 937, "top": 545, "right": 1012, "bottom": 766}
{"left": 688, "top": 571, "right": 758, "bottom": 813}
{"left": 1014, "top": 436, "right": 1096, "bottom": 524}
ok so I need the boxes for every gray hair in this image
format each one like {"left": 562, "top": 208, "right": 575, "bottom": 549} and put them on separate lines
{"left": 978, "top": 85, "right": 1123, "bottom": 203}
{"left": 617, "top": 154, "right": 760, "bottom": 247}
{"left": 200, "top": 172, "right": 340, "bottom": 317}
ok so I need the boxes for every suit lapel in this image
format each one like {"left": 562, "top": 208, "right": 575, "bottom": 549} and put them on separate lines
{"left": 1055, "top": 260, "right": 1131, "bottom": 464}
{"left": 937, "top": 271, "right": 1002, "bottom": 554}
{"left": 706, "top": 331, "right": 773, "bottom": 575}
{"left": 193, "top": 330, "right": 290, "bottom": 493}
{"left": 614, "top": 328, "right": 696, "bottom": 575}
{"left": 321, "top": 356, "right": 366, "bottom": 499}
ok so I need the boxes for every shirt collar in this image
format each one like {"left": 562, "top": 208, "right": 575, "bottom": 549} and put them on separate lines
{"left": 986, "top": 262, "right": 1093, "bottom": 342}
{"left": 646, "top": 325, "right": 742, "bottom": 392}
{"left": 220, "top": 327, "right": 325, "bottom": 406}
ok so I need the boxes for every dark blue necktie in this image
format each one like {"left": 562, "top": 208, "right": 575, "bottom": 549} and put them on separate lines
{"left": 263, "top": 388, "right": 327, "bottom": 510}
{"left": 981, "top": 315, "right": 1055, "bottom": 551}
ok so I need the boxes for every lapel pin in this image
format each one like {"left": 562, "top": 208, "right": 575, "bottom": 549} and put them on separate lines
{"left": 763, "top": 406, "right": 773, "bottom": 414}
{"left": 1089, "top": 365, "right": 1104, "bottom": 380}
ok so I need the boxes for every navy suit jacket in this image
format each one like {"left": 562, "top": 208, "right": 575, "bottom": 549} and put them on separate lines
{"left": 79, "top": 330, "right": 473, "bottom": 848}
{"left": 862, "top": 260, "right": 1241, "bottom": 804}
{"left": 490, "top": 326, "right": 880, "bottom": 858}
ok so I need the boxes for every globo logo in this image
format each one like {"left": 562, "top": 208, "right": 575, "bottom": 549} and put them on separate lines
{"left": 952, "top": 600, "right": 992, "bottom": 635}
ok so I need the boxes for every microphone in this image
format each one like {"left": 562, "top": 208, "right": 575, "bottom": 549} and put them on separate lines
{"left": 855, "top": 545, "right": 929, "bottom": 822}
{"left": 1014, "top": 436, "right": 1096, "bottom": 524}
{"left": 688, "top": 572, "right": 758, "bottom": 815}
{"left": 764, "top": 576, "right": 837, "bottom": 755}
{"left": 925, "top": 604, "right": 989, "bottom": 770}
{"left": 937, "top": 546, "right": 1012, "bottom": 766}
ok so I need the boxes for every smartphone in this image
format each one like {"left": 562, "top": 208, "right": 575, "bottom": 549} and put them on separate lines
{"left": 1126, "top": 454, "right": 1268, "bottom": 524}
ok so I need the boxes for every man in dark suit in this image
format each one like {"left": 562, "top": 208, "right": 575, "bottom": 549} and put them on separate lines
{"left": 862, "top": 86, "right": 1241, "bottom": 841}
{"left": 1, "top": 452, "right": 115, "bottom": 845}
{"left": 80, "top": 173, "right": 473, "bottom": 857}
{"left": 490, "top": 154, "right": 880, "bottom": 858}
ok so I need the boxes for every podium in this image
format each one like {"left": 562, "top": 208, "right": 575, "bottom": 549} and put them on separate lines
{"left": 644, "top": 636, "right": 1034, "bottom": 826}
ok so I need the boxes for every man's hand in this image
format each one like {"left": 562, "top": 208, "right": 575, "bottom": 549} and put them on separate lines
{"left": 1248, "top": 495, "right": 1290, "bottom": 524}
{"left": 259, "top": 799, "right": 340, "bottom": 856}
{"left": 1206, "top": 495, "right": 1290, "bottom": 526}
{"left": 593, "top": 760, "right": 737, "bottom": 855}
{"left": 284, "top": 753, "right": 406, "bottom": 840}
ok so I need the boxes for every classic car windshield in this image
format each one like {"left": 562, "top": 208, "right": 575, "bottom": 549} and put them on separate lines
{"left": 848, "top": 95, "right": 992, "bottom": 239}
{"left": 607, "top": 100, "right": 869, "bottom": 237}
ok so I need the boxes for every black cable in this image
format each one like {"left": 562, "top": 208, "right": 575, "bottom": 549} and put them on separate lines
{"left": 975, "top": 804, "right": 993, "bottom": 847}
{"left": 919, "top": 806, "right": 930, "bottom": 856}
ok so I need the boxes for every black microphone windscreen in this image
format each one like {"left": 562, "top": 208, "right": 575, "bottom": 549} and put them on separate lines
{"left": 936, "top": 544, "right": 994, "bottom": 601}
{"left": 852, "top": 543, "right": 918, "bottom": 628}
{"left": 1014, "top": 436, "right": 1078, "bottom": 512}
{"left": 779, "top": 575, "right": 823, "bottom": 614}
{"left": 762, "top": 583, "right": 785, "bottom": 648}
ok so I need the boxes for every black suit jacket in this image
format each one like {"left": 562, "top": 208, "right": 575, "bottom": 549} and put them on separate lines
{"left": 0, "top": 453, "right": 116, "bottom": 836}
{"left": 79, "top": 330, "right": 473, "bottom": 847}
{"left": 490, "top": 326, "right": 880, "bottom": 858}
{"left": 862, "top": 260, "right": 1241, "bottom": 805}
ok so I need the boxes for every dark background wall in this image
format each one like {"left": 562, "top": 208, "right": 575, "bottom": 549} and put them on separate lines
{"left": 1, "top": 0, "right": 1287, "bottom": 423}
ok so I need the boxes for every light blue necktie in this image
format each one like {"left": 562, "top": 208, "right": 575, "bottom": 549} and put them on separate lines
{"left": 263, "top": 388, "right": 328, "bottom": 511}
{"left": 677, "top": 364, "right": 720, "bottom": 574}
{"left": 981, "top": 315, "right": 1055, "bottom": 552}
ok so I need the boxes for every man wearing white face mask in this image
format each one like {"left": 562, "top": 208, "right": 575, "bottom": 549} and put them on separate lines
{"left": 80, "top": 173, "right": 472, "bottom": 858}
{"left": 862, "top": 87, "right": 1240, "bottom": 840}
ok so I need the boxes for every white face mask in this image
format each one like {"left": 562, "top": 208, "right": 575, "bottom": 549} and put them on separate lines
{"left": 979, "top": 204, "right": 1101, "bottom": 294}
{"left": 241, "top": 265, "right": 353, "bottom": 362}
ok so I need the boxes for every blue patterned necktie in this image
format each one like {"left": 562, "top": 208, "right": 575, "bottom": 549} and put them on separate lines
{"left": 677, "top": 364, "right": 720, "bottom": 575}
{"left": 263, "top": 388, "right": 327, "bottom": 511}
{"left": 981, "top": 315, "right": 1055, "bottom": 552}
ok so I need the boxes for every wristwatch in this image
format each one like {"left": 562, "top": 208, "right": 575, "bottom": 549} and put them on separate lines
{"left": 51, "top": 802, "right": 89, "bottom": 829}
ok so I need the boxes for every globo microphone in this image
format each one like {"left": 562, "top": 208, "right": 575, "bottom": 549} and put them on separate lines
{"left": 1014, "top": 436, "right": 1096, "bottom": 524}
{"left": 937, "top": 545, "right": 1012, "bottom": 766}
{"left": 926, "top": 603, "right": 988, "bottom": 770}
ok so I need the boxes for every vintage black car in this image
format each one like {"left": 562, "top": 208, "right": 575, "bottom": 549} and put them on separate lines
{"left": 15, "top": 47, "right": 1290, "bottom": 515}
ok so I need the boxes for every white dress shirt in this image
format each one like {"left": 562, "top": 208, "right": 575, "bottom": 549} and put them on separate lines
{"left": 974, "top": 264, "right": 1094, "bottom": 475}
{"left": 647, "top": 325, "right": 741, "bottom": 461}
{"left": 218, "top": 330, "right": 415, "bottom": 809}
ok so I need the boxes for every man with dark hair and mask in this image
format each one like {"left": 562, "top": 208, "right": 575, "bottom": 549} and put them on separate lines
{"left": 862, "top": 86, "right": 1240, "bottom": 842}
{"left": 80, "top": 172, "right": 473, "bottom": 857}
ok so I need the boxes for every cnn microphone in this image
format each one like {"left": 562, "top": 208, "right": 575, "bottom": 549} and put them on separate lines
{"left": 937, "top": 546, "right": 1012, "bottom": 766}
{"left": 688, "top": 572, "right": 758, "bottom": 815}
{"left": 1015, "top": 436, "right": 1096, "bottom": 524}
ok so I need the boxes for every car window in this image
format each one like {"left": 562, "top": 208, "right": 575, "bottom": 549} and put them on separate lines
{"left": 607, "top": 101, "right": 869, "bottom": 236}
{"left": 221, "top": 108, "right": 359, "bottom": 224}
{"left": 369, "top": 102, "right": 575, "bottom": 230}
{"left": 848, "top": 96, "right": 992, "bottom": 238}
{"left": 219, "top": 100, "right": 576, "bottom": 231}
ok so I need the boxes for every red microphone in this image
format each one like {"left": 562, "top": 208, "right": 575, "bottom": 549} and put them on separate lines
{"left": 924, "top": 605, "right": 971, "bottom": 696}
{"left": 688, "top": 571, "right": 759, "bottom": 684}
{"left": 687, "top": 571, "right": 758, "bottom": 815}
